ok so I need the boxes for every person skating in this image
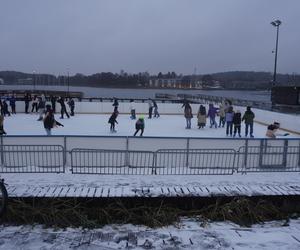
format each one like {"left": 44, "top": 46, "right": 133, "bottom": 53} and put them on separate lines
{"left": 9, "top": 94, "right": 16, "bottom": 114}
{"left": 225, "top": 106, "right": 234, "bottom": 136}
{"left": 37, "top": 95, "right": 46, "bottom": 121}
{"left": 31, "top": 95, "right": 38, "bottom": 113}
{"left": 0, "top": 114, "right": 6, "bottom": 135}
{"left": 68, "top": 98, "right": 75, "bottom": 116}
{"left": 147, "top": 98, "right": 153, "bottom": 119}
{"left": 43, "top": 108, "right": 64, "bottom": 136}
{"left": 207, "top": 103, "right": 218, "bottom": 128}
{"left": 134, "top": 116, "right": 145, "bottom": 136}
{"left": 50, "top": 95, "right": 57, "bottom": 113}
{"left": 108, "top": 111, "right": 118, "bottom": 133}
{"left": 218, "top": 103, "right": 225, "bottom": 127}
{"left": 57, "top": 96, "right": 70, "bottom": 119}
{"left": 24, "top": 93, "right": 31, "bottom": 114}
{"left": 265, "top": 122, "right": 289, "bottom": 138}
{"left": 129, "top": 99, "right": 136, "bottom": 119}
{"left": 182, "top": 101, "right": 193, "bottom": 129}
{"left": 197, "top": 105, "right": 206, "bottom": 129}
{"left": 233, "top": 110, "right": 242, "bottom": 137}
{"left": 112, "top": 97, "right": 119, "bottom": 112}
{"left": 2, "top": 100, "right": 10, "bottom": 117}
{"left": 152, "top": 99, "right": 160, "bottom": 118}
{"left": 242, "top": 106, "right": 255, "bottom": 137}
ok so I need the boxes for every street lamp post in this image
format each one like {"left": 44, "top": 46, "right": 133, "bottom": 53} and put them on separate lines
{"left": 32, "top": 70, "right": 36, "bottom": 91}
{"left": 67, "top": 68, "right": 70, "bottom": 97}
{"left": 271, "top": 19, "right": 282, "bottom": 85}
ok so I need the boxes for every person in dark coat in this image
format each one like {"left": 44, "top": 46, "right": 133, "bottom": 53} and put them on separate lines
{"left": 152, "top": 99, "right": 160, "bottom": 118}
{"left": 108, "top": 111, "right": 118, "bottom": 133}
{"left": 31, "top": 95, "right": 38, "bottom": 113}
{"left": 207, "top": 103, "right": 218, "bottom": 128}
{"left": 147, "top": 98, "right": 153, "bottom": 119}
{"left": 2, "top": 100, "right": 10, "bottom": 117}
{"left": 50, "top": 95, "right": 57, "bottom": 113}
{"left": 9, "top": 94, "right": 16, "bottom": 114}
{"left": 43, "top": 108, "right": 64, "bottom": 136}
{"left": 24, "top": 93, "right": 31, "bottom": 114}
{"left": 242, "top": 106, "right": 255, "bottom": 137}
{"left": 112, "top": 97, "right": 119, "bottom": 112}
{"left": 233, "top": 110, "right": 242, "bottom": 137}
{"left": 57, "top": 96, "right": 70, "bottom": 119}
{"left": 0, "top": 114, "right": 6, "bottom": 135}
{"left": 182, "top": 101, "right": 193, "bottom": 129}
{"left": 134, "top": 116, "right": 145, "bottom": 136}
{"left": 68, "top": 98, "right": 75, "bottom": 116}
{"left": 197, "top": 105, "right": 206, "bottom": 129}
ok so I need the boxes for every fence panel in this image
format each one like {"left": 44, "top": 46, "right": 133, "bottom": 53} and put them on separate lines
{"left": 238, "top": 145, "right": 300, "bottom": 172}
{"left": 0, "top": 145, "right": 64, "bottom": 173}
{"left": 70, "top": 148, "right": 154, "bottom": 174}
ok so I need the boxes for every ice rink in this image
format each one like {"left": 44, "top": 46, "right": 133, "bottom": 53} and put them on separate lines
{"left": 3, "top": 113, "right": 299, "bottom": 138}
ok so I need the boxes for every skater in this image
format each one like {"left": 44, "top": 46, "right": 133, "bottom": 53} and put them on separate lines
{"left": 31, "top": 95, "right": 38, "bottom": 113}
{"left": 207, "top": 103, "right": 218, "bottom": 128}
{"left": 43, "top": 108, "right": 64, "bottom": 136}
{"left": 24, "top": 93, "right": 31, "bottom": 114}
{"left": 37, "top": 95, "right": 46, "bottom": 121}
{"left": 108, "top": 111, "right": 118, "bottom": 133}
{"left": 2, "top": 100, "right": 10, "bottom": 117}
{"left": 134, "top": 116, "right": 145, "bottom": 136}
{"left": 57, "top": 96, "right": 70, "bottom": 119}
{"left": 147, "top": 98, "right": 153, "bottom": 119}
{"left": 218, "top": 103, "right": 225, "bottom": 127}
{"left": 225, "top": 106, "right": 234, "bottom": 136}
{"left": 197, "top": 105, "right": 206, "bottom": 129}
{"left": 129, "top": 99, "right": 136, "bottom": 119}
{"left": 9, "top": 94, "right": 16, "bottom": 114}
{"left": 50, "top": 95, "right": 57, "bottom": 113}
{"left": 112, "top": 97, "right": 119, "bottom": 112}
{"left": 0, "top": 99, "right": 3, "bottom": 115}
{"left": 0, "top": 114, "right": 6, "bottom": 135}
{"left": 152, "top": 99, "right": 160, "bottom": 118}
{"left": 242, "top": 106, "right": 255, "bottom": 137}
{"left": 182, "top": 101, "right": 193, "bottom": 129}
{"left": 68, "top": 97, "right": 75, "bottom": 116}
{"left": 233, "top": 110, "right": 242, "bottom": 137}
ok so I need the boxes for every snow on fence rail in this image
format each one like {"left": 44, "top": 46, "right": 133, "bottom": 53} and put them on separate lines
{"left": 0, "top": 136, "right": 300, "bottom": 174}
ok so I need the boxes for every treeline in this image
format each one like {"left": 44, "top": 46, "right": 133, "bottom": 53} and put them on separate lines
{"left": 0, "top": 70, "right": 299, "bottom": 89}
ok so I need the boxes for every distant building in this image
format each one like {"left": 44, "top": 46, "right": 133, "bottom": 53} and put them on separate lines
{"left": 17, "top": 78, "right": 33, "bottom": 85}
{"left": 149, "top": 78, "right": 192, "bottom": 88}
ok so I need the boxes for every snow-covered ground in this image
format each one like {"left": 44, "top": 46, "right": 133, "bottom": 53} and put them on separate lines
{"left": 1, "top": 219, "right": 300, "bottom": 249}
{"left": 3, "top": 113, "right": 299, "bottom": 138}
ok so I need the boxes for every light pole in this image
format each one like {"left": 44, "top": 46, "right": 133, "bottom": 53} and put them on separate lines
{"left": 271, "top": 19, "right": 282, "bottom": 85}
{"left": 32, "top": 70, "right": 36, "bottom": 91}
{"left": 67, "top": 68, "right": 70, "bottom": 97}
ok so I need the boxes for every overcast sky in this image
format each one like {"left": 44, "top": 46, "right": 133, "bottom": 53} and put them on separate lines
{"left": 0, "top": 0, "right": 299, "bottom": 75}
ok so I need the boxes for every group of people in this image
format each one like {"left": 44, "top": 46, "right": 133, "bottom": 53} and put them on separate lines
{"left": 183, "top": 100, "right": 256, "bottom": 137}
{"left": 0, "top": 95, "right": 289, "bottom": 138}
{"left": 108, "top": 98, "right": 145, "bottom": 136}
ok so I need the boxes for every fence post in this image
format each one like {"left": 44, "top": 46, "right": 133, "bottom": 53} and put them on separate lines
{"left": 258, "top": 140, "right": 264, "bottom": 168}
{"left": 282, "top": 139, "right": 288, "bottom": 167}
{"left": 298, "top": 141, "right": 300, "bottom": 167}
{"left": 125, "top": 137, "right": 129, "bottom": 167}
{"left": 243, "top": 139, "right": 249, "bottom": 171}
{"left": 186, "top": 138, "right": 190, "bottom": 168}
{"left": 0, "top": 136, "right": 3, "bottom": 166}
{"left": 63, "top": 136, "right": 67, "bottom": 172}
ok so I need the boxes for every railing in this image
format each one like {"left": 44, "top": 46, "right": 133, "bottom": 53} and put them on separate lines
{"left": 0, "top": 136, "right": 299, "bottom": 175}
{"left": 0, "top": 145, "right": 64, "bottom": 173}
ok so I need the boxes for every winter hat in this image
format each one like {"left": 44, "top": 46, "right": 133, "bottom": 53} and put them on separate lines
{"left": 139, "top": 116, "right": 144, "bottom": 120}
{"left": 246, "top": 106, "right": 251, "bottom": 111}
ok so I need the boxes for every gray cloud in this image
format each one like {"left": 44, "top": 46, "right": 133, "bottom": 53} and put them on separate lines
{"left": 0, "top": 0, "right": 299, "bottom": 75}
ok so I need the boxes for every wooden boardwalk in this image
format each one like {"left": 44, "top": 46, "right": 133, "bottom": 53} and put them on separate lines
{"left": 6, "top": 184, "right": 300, "bottom": 198}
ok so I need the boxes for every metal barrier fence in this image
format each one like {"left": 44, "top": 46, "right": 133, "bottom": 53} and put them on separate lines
{"left": 0, "top": 136, "right": 300, "bottom": 175}
{"left": 70, "top": 148, "right": 236, "bottom": 175}
{"left": 238, "top": 145, "right": 300, "bottom": 173}
{"left": 0, "top": 145, "right": 64, "bottom": 173}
